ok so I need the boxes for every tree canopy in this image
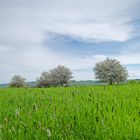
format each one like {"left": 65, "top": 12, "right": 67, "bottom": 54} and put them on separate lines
{"left": 36, "top": 65, "right": 73, "bottom": 87}
{"left": 9, "top": 75, "right": 27, "bottom": 88}
{"left": 94, "top": 58, "right": 128, "bottom": 84}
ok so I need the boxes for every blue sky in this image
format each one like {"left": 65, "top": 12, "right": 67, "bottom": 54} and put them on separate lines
{"left": 0, "top": 0, "right": 140, "bottom": 83}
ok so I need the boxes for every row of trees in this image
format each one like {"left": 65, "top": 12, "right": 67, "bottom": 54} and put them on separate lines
{"left": 9, "top": 58, "right": 128, "bottom": 87}
{"left": 9, "top": 65, "right": 73, "bottom": 88}
{"left": 36, "top": 65, "right": 73, "bottom": 87}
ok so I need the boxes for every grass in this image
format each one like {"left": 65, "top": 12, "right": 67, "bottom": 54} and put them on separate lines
{"left": 0, "top": 84, "right": 140, "bottom": 140}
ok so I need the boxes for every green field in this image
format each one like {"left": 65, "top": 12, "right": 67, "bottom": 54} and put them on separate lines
{"left": 0, "top": 85, "right": 140, "bottom": 140}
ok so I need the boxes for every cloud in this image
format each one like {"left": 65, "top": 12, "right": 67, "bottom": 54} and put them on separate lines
{"left": 0, "top": 0, "right": 140, "bottom": 82}
{"left": 45, "top": 20, "right": 133, "bottom": 42}
{"left": 0, "top": 42, "right": 140, "bottom": 82}
{"left": 0, "top": 43, "right": 104, "bottom": 82}
{"left": 0, "top": 0, "right": 139, "bottom": 45}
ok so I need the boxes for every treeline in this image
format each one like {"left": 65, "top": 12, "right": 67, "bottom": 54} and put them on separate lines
{"left": 9, "top": 65, "right": 73, "bottom": 88}
{"left": 8, "top": 58, "right": 129, "bottom": 88}
{"left": 127, "top": 80, "right": 140, "bottom": 84}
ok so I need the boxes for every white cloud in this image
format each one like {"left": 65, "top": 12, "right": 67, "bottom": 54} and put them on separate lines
{"left": 0, "top": 0, "right": 140, "bottom": 82}
{"left": 128, "top": 69, "right": 140, "bottom": 79}
{"left": 0, "top": 43, "right": 109, "bottom": 83}
{"left": 0, "top": 43, "right": 140, "bottom": 83}
{"left": 0, "top": 0, "right": 138, "bottom": 45}
{"left": 116, "top": 53, "right": 140, "bottom": 65}
{"left": 46, "top": 20, "right": 133, "bottom": 42}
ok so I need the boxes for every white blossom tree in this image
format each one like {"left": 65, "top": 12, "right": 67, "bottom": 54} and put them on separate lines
{"left": 94, "top": 58, "right": 128, "bottom": 84}
{"left": 36, "top": 72, "right": 52, "bottom": 87}
{"left": 36, "top": 65, "right": 73, "bottom": 87}
{"left": 9, "top": 75, "right": 27, "bottom": 87}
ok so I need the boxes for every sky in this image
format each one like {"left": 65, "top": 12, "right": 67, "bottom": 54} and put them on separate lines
{"left": 0, "top": 0, "right": 140, "bottom": 83}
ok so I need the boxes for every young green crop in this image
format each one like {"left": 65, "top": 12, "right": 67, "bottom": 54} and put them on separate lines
{"left": 0, "top": 85, "right": 140, "bottom": 140}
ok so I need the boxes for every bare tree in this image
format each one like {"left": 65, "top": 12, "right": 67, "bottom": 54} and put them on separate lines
{"left": 9, "top": 75, "right": 27, "bottom": 88}
{"left": 36, "top": 65, "right": 73, "bottom": 87}
{"left": 94, "top": 58, "right": 128, "bottom": 84}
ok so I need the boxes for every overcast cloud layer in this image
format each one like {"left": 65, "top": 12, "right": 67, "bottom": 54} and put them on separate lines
{"left": 0, "top": 0, "right": 140, "bottom": 83}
